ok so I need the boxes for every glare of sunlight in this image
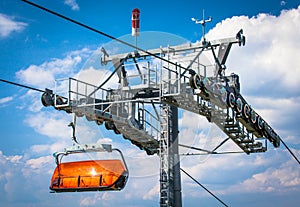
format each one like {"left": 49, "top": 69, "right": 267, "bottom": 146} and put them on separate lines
{"left": 90, "top": 167, "right": 97, "bottom": 176}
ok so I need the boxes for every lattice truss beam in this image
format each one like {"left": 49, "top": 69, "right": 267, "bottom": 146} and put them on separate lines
{"left": 41, "top": 30, "right": 281, "bottom": 155}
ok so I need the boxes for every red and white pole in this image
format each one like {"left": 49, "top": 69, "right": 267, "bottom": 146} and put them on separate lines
{"left": 132, "top": 8, "right": 140, "bottom": 37}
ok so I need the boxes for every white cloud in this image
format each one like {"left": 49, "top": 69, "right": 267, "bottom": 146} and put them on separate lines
{"left": 23, "top": 155, "right": 53, "bottom": 176}
{"left": 285, "top": 135, "right": 300, "bottom": 145}
{"left": 206, "top": 6, "right": 300, "bottom": 97}
{"left": 24, "top": 111, "right": 72, "bottom": 139}
{"left": 180, "top": 146, "right": 300, "bottom": 200}
{"left": 225, "top": 151, "right": 300, "bottom": 194}
{"left": 16, "top": 64, "right": 56, "bottom": 88}
{"left": 0, "top": 13, "right": 27, "bottom": 37}
{"left": 143, "top": 184, "right": 159, "bottom": 200}
{"left": 0, "top": 151, "right": 42, "bottom": 202}
{"left": 23, "top": 110, "right": 98, "bottom": 146}
{"left": 246, "top": 96, "right": 300, "bottom": 139}
{"left": 74, "top": 66, "right": 119, "bottom": 93}
{"left": 29, "top": 141, "right": 70, "bottom": 157}
{"left": 179, "top": 110, "right": 210, "bottom": 131}
{"left": 80, "top": 195, "right": 98, "bottom": 206}
{"left": 16, "top": 48, "right": 92, "bottom": 89}
{"left": 0, "top": 96, "right": 13, "bottom": 105}
{"left": 0, "top": 151, "right": 23, "bottom": 164}
{"left": 6, "top": 155, "right": 23, "bottom": 163}
{"left": 64, "top": 0, "right": 80, "bottom": 11}
{"left": 16, "top": 56, "right": 79, "bottom": 88}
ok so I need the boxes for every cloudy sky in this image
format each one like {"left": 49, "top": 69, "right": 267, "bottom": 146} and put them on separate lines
{"left": 0, "top": 0, "right": 300, "bottom": 207}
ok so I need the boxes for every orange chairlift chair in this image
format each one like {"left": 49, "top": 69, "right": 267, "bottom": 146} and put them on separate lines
{"left": 50, "top": 143, "right": 129, "bottom": 193}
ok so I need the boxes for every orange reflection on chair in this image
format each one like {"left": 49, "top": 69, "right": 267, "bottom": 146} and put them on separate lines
{"left": 50, "top": 159, "right": 128, "bottom": 192}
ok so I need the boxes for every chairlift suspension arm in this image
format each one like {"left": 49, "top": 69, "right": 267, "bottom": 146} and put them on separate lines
{"left": 68, "top": 114, "right": 78, "bottom": 144}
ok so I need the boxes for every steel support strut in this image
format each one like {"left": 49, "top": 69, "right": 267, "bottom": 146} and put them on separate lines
{"left": 171, "top": 106, "right": 182, "bottom": 207}
{"left": 160, "top": 105, "right": 182, "bottom": 207}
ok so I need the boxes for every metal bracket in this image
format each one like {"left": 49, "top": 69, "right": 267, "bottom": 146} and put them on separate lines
{"left": 100, "top": 47, "right": 109, "bottom": 65}
{"left": 64, "top": 143, "right": 113, "bottom": 153}
{"left": 236, "top": 29, "right": 246, "bottom": 46}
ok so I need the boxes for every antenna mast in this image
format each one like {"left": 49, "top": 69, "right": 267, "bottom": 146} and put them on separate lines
{"left": 191, "top": 9, "right": 212, "bottom": 43}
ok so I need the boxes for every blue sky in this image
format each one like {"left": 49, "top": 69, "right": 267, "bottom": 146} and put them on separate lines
{"left": 0, "top": 0, "right": 300, "bottom": 207}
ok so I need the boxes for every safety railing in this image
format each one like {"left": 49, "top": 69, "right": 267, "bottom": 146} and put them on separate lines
{"left": 123, "top": 60, "right": 159, "bottom": 88}
{"left": 138, "top": 104, "right": 160, "bottom": 139}
{"left": 54, "top": 78, "right": 111, "bottom": 113}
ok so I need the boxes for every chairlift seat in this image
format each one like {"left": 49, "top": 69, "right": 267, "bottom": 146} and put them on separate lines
{"left": 50, "top": 159, "right": 128, "bottom": 192}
